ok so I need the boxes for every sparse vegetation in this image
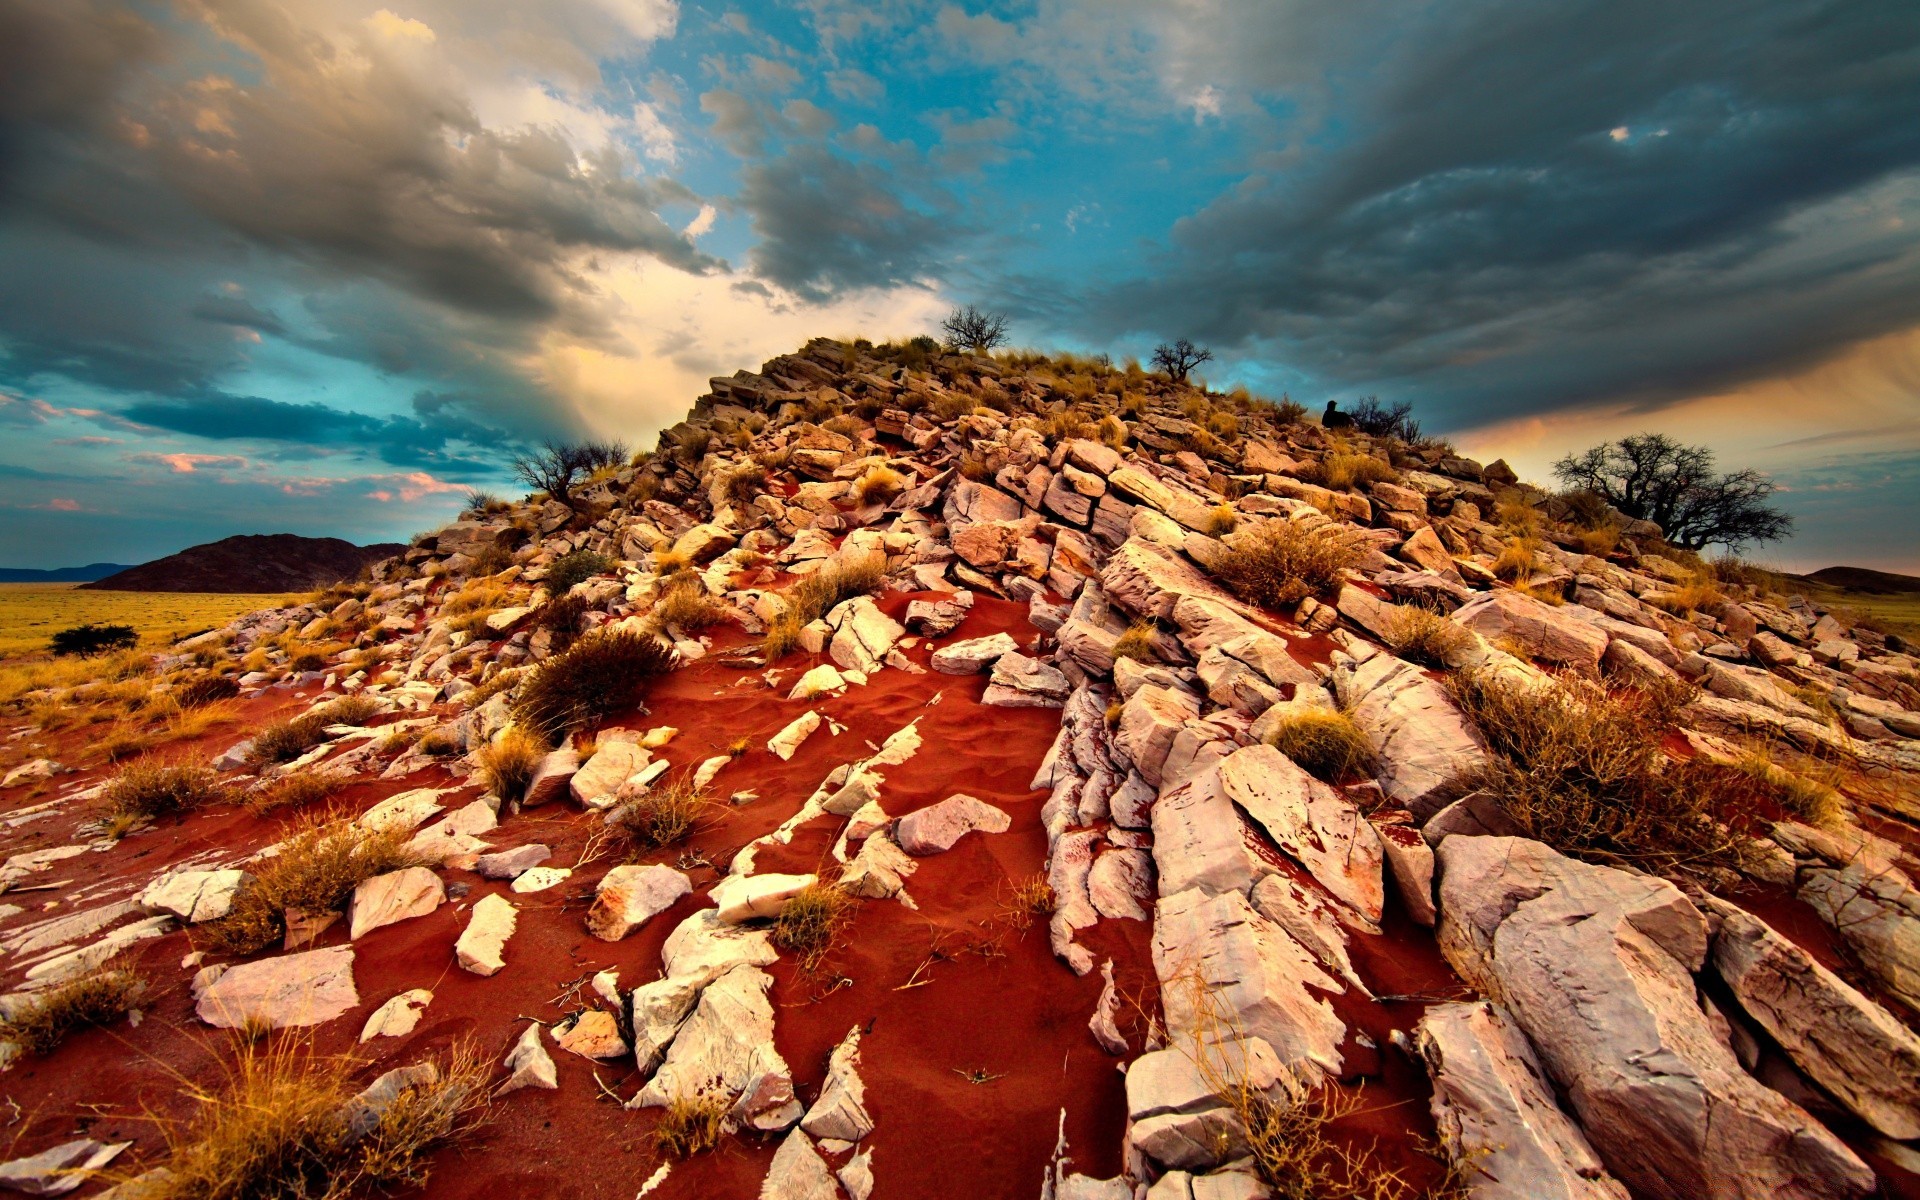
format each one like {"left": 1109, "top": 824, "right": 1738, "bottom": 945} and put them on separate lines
{"left": 546, "top": 550, "right": 615, "bottom": 596}
{"left": 771, "top": 882, "right": 856, "bottom": 971}
{"left": 1344, "top": 395, "right": 1422, "bottom": 442}
{"left": 1553, "top": 433, "right": 1792, "bottom": 552}
{"left": 1207, "top": 504, "right": 1239, "bottom": 536}
{"left": 0, "top": 961, "right": 145, "bottom": 1056}
{"left": 248, "top": 696, "right": 382, "bottom": 767}
{"left": 1447, "top": 667, "right": 1749, "bottom": 879}
{"left": 512, "top": 439, "right": 627, "bottom": 511}
{"left": 1003, "top": 872, "right": 1055, "bottom": 931}
{"left": 202, "top": 813, "right": 423, "bottom": 956}
{"left": 476, "top": 727, "right": 547, "bottom": 803}
{"left": 1212, "top": 520, "right": 1367, "bottom": 609}
{"left": 762, "top": 554, "right": 887, "bottom": 659}
{"left": 654, "top": 578, "right": 725, "bottom": 631}
{"left": 146, "top": 1039, "right": 487, "bottom": 1200}
{"left": 1311, "top": 453, "right": 1399, "bottom": 491}
{"left": 248, "top": 772, "right": 351, "bottom": 816}
{"left": 104, "top": 760, "right": 227, "bottom": 820}
{"left": 1262, "top": 709, "right": 1374, "bottom": 784}
{"left": 1380, "top": 606, "right": 1473, "bottom": 669}
{"left": 513, "top": 630, "right": 674, "bottom": 741}
{"left": 853, "top": 465, "right": 907, "bottom": 506}
{"left": 1112, "top": 622, "right": 1157, "bottom": 663}
{"left": 652, "top": 1090, "right": 731, "bottom": 1160}
{"left": 606, "top": 777, "right": 706, "bottom": 853}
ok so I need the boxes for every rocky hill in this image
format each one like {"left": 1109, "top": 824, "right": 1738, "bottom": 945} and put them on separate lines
{"left": 1, "top": 337, "right": 1917, "bottom": 1199}
{"left": 81, "top": 533, "right": 404, "bottom": 593}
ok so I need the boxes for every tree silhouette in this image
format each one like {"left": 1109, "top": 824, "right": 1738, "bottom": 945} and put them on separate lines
{"left": 1552, "top": 433, "right": 1792, "bottom": 552}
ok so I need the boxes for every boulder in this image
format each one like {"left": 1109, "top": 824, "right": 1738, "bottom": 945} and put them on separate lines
{"left": 1333, "top": 652, "right": 1487, "bottom": 817}
{"left": 569, "top": 742, "right": 651, "bottom": 808}
{"left": 139, "top": 868, "right": 247, "bottom": 924}
{"left": 1100, "top": 537, "right": 1250, "bottom": 622}
{"left": 195, "top": 945, "right": 358, "bottom": 1029}
{"left": 799, "top": 1026, "right": 873, "bottom": 1142}
{"left": 827, "top": 596, "right": 903, "bottom": 673}
{"left": 586, "top": 864, "right": 692, "bottom": 941}
{"left": 1126, "top": 1037, "right": 1293, "bottom": 1172}
{"left": 454, "top": 894, "right": 517, "bottom": 976}
{"left": 982, "top": 651, "right": 1072, "bottom": 708}
{"left": 768, "top": 711, "right": 823, "bottom": 761}
{"left": 1413, "top": 1001, "right": 1629, "bottom": 1200}
{"left": 894, "top": 794, "right": 1010, "bottom": 855}
{"left": 1799, "top": 864, "right": 1920, "bottom": 1011}
{"left": 930, "top": 632, "right": 1020, "bottom": 674}
{"left": 554, "top": 1009, "right": 629, "bottom": 1060}
{"left": 474, "top": 844, "right": 551, "bottom": 880}
{"left": 1436, "top": 836, "right": 1873, "bottom": 1200}
{"left": 1206, "top": 745, "right": 1384, "bottom": 926}
{"left": 635, "top": 965, "right": 799, "bottom": 1130}
{"left": 1709, "top": 898, "right": 1920, "bottom": 1139}
{"left": 522, "top": 748, "right": 580, "bottom": 808}
{"left": 712, "top": 872, "right": 816, "bottom": 924}
{"left": 347, "top": 867, "right": 445, "bottom": 940}
{"left": 1371, "top": 819, "right": 1436, "bottom": 926}
{"left": 1453, "top": 591, "right": 1608, "bottom": 674}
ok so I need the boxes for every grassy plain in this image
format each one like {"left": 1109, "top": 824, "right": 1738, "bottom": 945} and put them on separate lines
{"left": 0, "top": 584, "right": 293, "bottom": 659}
{"left": 1786, "top": 580, "right": 1920, "bottom": 641}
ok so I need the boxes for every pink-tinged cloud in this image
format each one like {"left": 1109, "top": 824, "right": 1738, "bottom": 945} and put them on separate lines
{"left": 365, "top": 472, "right": 468, "bottom": 503}
{"left": 45, "top": 498, "right": 82, "bottom": 511}
{"left": 129, "top": 452, "right": 249, "bottom": 473}
{"left": 53, "top": 436, "right": 123, "bottom": 446}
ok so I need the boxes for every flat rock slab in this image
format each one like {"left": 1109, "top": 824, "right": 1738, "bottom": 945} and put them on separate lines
{"left": 930, "top": 632, "right": 1019, "bottom": 674}
{"left": 455, "top": 893, "right": 517, "bottom": 976}
{"left": 523, "top": 747, "right": 580, "bottom": 807}
{"left": 359, "top": 988, "right": 433, "bottom": 1042}
{"left": 0, "top": 1138, "right": 129, "bottom": 1197}
{"left": 768, "top": 712, "right": 822, "bottom": 761}
{"left": 1334, "top": 652, "right": 1486, "bottom": 818}
{"left": 587, "top": 864, "right": 692, "bottom": 941}
{"left": 348, "top": 866, "right": 445, "bottom": 940}
{"left": 570, "top": 742, "right": 651, "bottom": 808}
{"left": 1452, "top": 591, "right": 1607, "bottom": 674}
{"left": 475, "top": 844, "right": 551, "bottom": 880}
{"left": 139, "top": 868, "right": 247, "bottom": 924}
{"left": 196, "top": 944, "right": 358, "bottom": 1030}
{"left": 712, "top": 872, "right": 815, "bottom": 924}
{"left": 895, "top": 794, "right": 1010, "bottom": 855}
{"left": 983, "top": 650, "right": 1072, "bottom": 708}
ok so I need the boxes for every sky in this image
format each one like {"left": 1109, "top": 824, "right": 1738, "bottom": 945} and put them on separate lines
{"left": 1, "top": 0, "right": 1917, "bottom": 573}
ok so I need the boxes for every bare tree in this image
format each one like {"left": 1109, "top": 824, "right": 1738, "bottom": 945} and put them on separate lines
{"left": 1151, "top": 338, "right": 1214, "bottom": 382}
{"left": 1552, "top": 433, "right": 1793, "bottom": 552}
{"left": 512, "top": 438, "right": 628, "bottom": 509}
{"left": 1346, "top": 396, "right": 1421, "bottom": 442}
{"left": 940, "top": 305, "right": 1010, "bottom": 353}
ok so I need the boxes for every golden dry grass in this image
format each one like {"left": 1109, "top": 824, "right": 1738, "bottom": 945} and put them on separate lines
{"left": 771, "top": 882, "right": 857, "bottom": 971}
{"left": 247, "top": 696, "right": 381, "bottom": 767}
{"left": 512, "top": 630, "right": 673, "bottom": 741}
{"left": 852, "top": 465, "right": 907, "bottom": 506}
{"left": 104, "top": 761, "right": 228, "bottom": 820}
{"left": 476, "top": 728, "right": 547, "bottom": 803}
{"left": 248, "top": 772, "right": 352, "bottom": 816}
{"left": 0, "top": 584, "right": 293, "bottom": 660}
{"left": 1111, "top": 622, "right": 1158, "bottom": 663}
{"left": 201, "top": 813, "right": 423, "bottom": 956}
{"left": 0, "top": 961, "right": 144, "bottom": 1056}
{"left": 1262, "top": 709, "right": 1375, "bottom": 784}
{"left": 762, "top": 553, "right": 887, "bottom": 659}
{"left": 652, "top": 1090, "right": 731, "bottom": 1160}
{"left": 1212, "top": 520, "right": 1368, "bottom": 609}
{"left": 653, "top": 578, "right": 725, "bottom": 631}
{"left": 1380, "top": 606, "right": 1474, "bottom": 669}
{"left": 607, "top": 777, "right": 707, "bottom": 853}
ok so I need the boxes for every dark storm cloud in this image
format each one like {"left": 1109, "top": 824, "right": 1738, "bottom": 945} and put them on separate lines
{"left": 1049, "top": 0, "right": 1920, "bottom": 427}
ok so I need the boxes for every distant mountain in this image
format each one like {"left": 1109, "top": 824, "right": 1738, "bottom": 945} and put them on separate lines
{"left": 0, "top": 562, "right": 134, "bottom": 583}
{"left": 81, "top": 535, "right": 406, "bottom": 594}
{"left": 1799, "top": 566, "right": 1920, "bottom": 595}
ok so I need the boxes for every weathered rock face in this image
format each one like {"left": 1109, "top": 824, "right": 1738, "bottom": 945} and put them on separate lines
{"left": 1799, "top": 864, "right": 1920, "bottom": 1012}
{"left": 454, "top": 893, "right": 518, "bottom": 976}
{"left": 635, "top": 964, "right": 798, "bottom": 1126}
{"left": 1436, "top": 836, "right": 1874, "bottom": 1200}
{"left": 139, "top": 868, "right": 247, "bottom": 923}
{"left": 1152, "top": 887, "right": 1346, "bottom": 1084}
{"left": 347, "top": 866, "right": 444, "bottom": 940}
{"left": 1126, "top": 1037, "right": 1292, "bottom": 1172}
{"left": 893, "top": 794, "right": 1010, "bottom": 855}
{"left": 798, "top": 1026, "right": 873, "bottom": 1142}
{"left": 522, "top": 747, "right": 580, "bottom": 807}
{"left": 1207, "top": 744, "right": 1384, "bottom": 926}
{"left": 1413, "top": 1001, "right": 1629, "bottom": 1200}
{"left": 1707, "top": 898, "right": 1920, "bottom": 1140}
{"left": 585, "top": 864, "right": 692, "bottom": 941}
{"left": 569, "top": 741, "right": 650, "bottom": 808}
{"left": 194, "top": 944, "right": 358, "bottom": 1029}
{"left": 1453, "top": 591, "right": 1609, "bottom": 674}
{"left": 929, "top": 632, "right": 1019, "bottom": 674}
{"left": 1332, "top": 651, "right": 1487, "bottom": 817}
{"left": 982, "top": 650, "right": 1072, "bottom": 707}
{"left": 826, "top": 595, "right": 904, "bottom": 673}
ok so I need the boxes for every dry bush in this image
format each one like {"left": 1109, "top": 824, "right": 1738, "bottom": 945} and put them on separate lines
{"left": 248, "top": 697, "right": 381, "bottom": 767}
{"left": 1447, "top": 668, "right": 1749, "bottom": 879}
{"left": 673, "top": 426, "right": 714, "bottom": 465}
{"left": 546, "top": 550, "right": 615, "bottom": 596}
{"left": 1212, "top": 520, "right": 1367, "bottom": 609}
{"left": 513, "top": 630, "right": 674, "bottom": 742}
{"left": 148, "top": 1040, "right": 487, "bottom": 1200}
{"left": 1645, "top": 580, "right": 1725, "bottom": 617}
{"left": 1096, "top": 414, "right": 1128, "bottom": 450}
{"left": 654, "top": 579, "right": 724, "bottom": 631}
{"left": 1573, "top": 524, "right": 1622, "bottom": 557}
{"left": 762, "top": 610, "right": 807, "bottom": 660}
{"left": 853, "top": 465, "right": 907, "bottom": 506}
{"left": 1207, "top": 504, "right": 1239, "bottom": 536}
{"left": 176, "top": 673, "right": 240, "bottom": 708}
{"left": 607, "top": 777, "right": 706, "bottom": 853}
{"left": 1490, "top": 538, "right": 1540, "bottom": 583}
{"left": 1263, "top": 709, "right": 1375, "bottom": 784}
{"left": 105, "top": 761, "right": 226, "bottom": 820}
{"left": 1316, "top": 454, "right": 1399, "bottom": 491}
{"left": 535, "top": 593, "right": 589, "bottom": 651}
{"left": 248, "top": 772, "right": 351, "bottom": 816}
{"left": 1381, "top": 606, "right": 1473, "bottom": 669}
{"left": 1112, "top": 622, "right": 1158, "bottom": 663}
{"left": 415, "top": 729, "right": 460, "bottom": 757}
{"left": 721, "top": 468, "right": 762, "bottom": 508}
{"left": 771, "top": 882, "right": 856, "bottom": 971}
{"left": 763, "top": 554, "right": 886, "bottom": 659}
{"left": 1002, "top": 873, "right": 1056, "bottom": 932}
{"left": 1726, "top": 751, "right": 1844, "bottom": 827}
{"left": 463, "top": 666, "right": 523, "bottom": 709}
{"left": 0, "top": 962, "right": 144, "bottom": 1056}
{"left": 652, "top": 1090, "right": 731, "bottom": 1160}
{"left": 476, "top": 728, "right": 547, "bottom": 804}
{"left": 202, "top": 813, "right": 423, "bottom": 956}
{"left": 99, "top": 724, "right": 157, "bottom": 764}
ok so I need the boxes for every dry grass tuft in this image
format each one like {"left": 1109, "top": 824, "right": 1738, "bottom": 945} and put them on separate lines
{"left": 1313, "top": 453, "right": 1399, "bottom": 491}
{"left": 1448, "top": 668, "right": 1750, "bottom": 879}
{"left": 653, "top": 578, "right": 725, "bottom": 631}
{"left": 652, "top": 1090, "right": 731, "bottom": 1160}
{"left": 104, "top": 761, "right": 226, "bottom": 820}
{"left": 1380, "top": 606, "right": 1473, "bottom": 669}
{"left": 248, "top": 696, "right": 381, "bottom": 767}
{"left": 762, "top": 554, "right": 887, "bottom": 659}
{"left": 606, "top": 777, "right": 707, "bottom": 853}
{"left": 1207, "top": 504, "right": 1239, "bottom": 536}
{"left": 771, "top": 882, "right": 856, "bottom": 971}
{"left": 0, "top": 961, "right": 144, "bottom": 1056}
{"left": 202, "top": 813, "right": 424, "bottom": 956}
{"left": 148, "top": 1039, "right": 487, "bottom": 1200}
{"left": 852, "top": 465, "right": 907, "bottom": 506}
{"left": 1263, "top": 709, "right": 1375, "bottom": 784}
{"left": 513, "top": 630, "right": 674, "bottom": 742}
{"left": 248, "top": 772, "right": 351, "bottom": 816}
{"left": 1112, "top": 622, "right": 1158, "bottom": 663}
{"left": 1645, "top": 580, "right": 1725, "bottom": 617}
{"left": 1002, "top": 872, "right": 1056, "bottom": 931}
{"left": 476, "top": 727, "right": 547, "bottom": 804}
{"left": 1212, "top": 520, "right": 1368, "bottom": 609}
{"left": 1727, "top": 751, "right": 1845, "bottom": 827}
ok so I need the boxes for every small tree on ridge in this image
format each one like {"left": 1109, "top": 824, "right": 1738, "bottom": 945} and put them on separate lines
{"left": 940, "top": 305, "right": 1010, "bottom": 353}
{"left": 1552, "top": 433, "right": 1792, "bottom": 552}
{"left": 1152, "top": 338, "right": 1213, "bottom": 382}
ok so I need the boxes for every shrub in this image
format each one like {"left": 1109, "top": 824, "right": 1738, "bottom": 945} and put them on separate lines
{"left": 176, "top": 674, "right": 240, "bottom": 708}
{"left": 1345, "top": 396, "right": 1421, "bottom": 442}
{"left": 202, "top": 813, "right": 423, "bottom": 956}
{"left": 476, "top": 728, "right": 546, "bottom": 803}
{"left": 148, "top": 1040, "right": 487, "bottom": 1200}
{"left": 513, "top": 631, "right": 672, "bottom": 742}
{"left": 762, "top": 610, "right": 807, "bottom": 660}
{"left": 104, "top": 761, "right": 226, "bottom": 820}
{"left": 247, "top": 771, "right": 351, "bottom": 816}
{"left": 51, "top": 623, "right": 139, "bottom": 657}
{"left": 606, "top": 777, "right": 706, "bottom": 853}
{"left": 771, "top": 882, "right": 856, "bottom": 972}
{"left": 673, "top": 426, "right": 714, "bottom": 465}
{"left": 1316, "top": 453, "right": 1399, "bottom": 491}
{"left": 1381, "top": 606, "right": 1474, "bottom": 669}
{"left": 652, "top": 1090, "right": 730, "bottom": 1160}
{"left": 0, "top": 961, "right": 144, "bottom": 1055}
{"left": 535, "top": 592, "right": 588, "bottom": 652}
{"left": 853, "top": 466, "right": 907, "bottom": 506}
{"left": 247, "top": 696, "right": 381, "bottom": 766}
{"left": 1262, "top": 709, "right": 1374, "bottom": 784}
{"left": 1206, "top": 504, "right": 1239, "bottom": 536}
{"left": 1211, "top": 521, "right": 1367, "bottom": 609}
{"left": 1447, "top": 667, "right": 1749, "bottom": 879}
{"left": 721, "top": 468, "right": 762, "bottom": 507}
{"left": 763, "top": 554, "right": 887, "bottom": 659}
{"left": 546, "top": 550, "right": 614, "bottom": 596}
{"left": 1096, "top": 414, "right": 1128, "bottom": 450}
{"left": 1112, "top": 623, "right": 1157, "bottom": 663}
{"left": 1003, "top": 873, "right": 1055, "bottom": 932}
{"left": 1491, "top": 538, "right": 1540, "bottom": 583}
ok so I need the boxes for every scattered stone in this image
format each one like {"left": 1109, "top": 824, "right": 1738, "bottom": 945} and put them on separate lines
{"left": 522, "top": 747, "right": 581, "bottom": 807}
{"left": 982, "top": 651, "right": 1072, "bottom": 708}
{"left": 586, "top": 864, "right": 692, "bottom": 941}
{"left": 474, "top": 844, "right": 551, "bottom": 880}
{"left": 800, "top": 1026, "right": 873, "bottom": 1142}
{"left": 930, "top": 632, "right": 1019, "bottom": 674}
{"left": 195, "top": 945, "right": 358, "bottom": 1030}
{"left": 570, "top": 741, "right": 651, "bottom": 807}
{"left": 555, "top": 1009, "right": 629, "bottom": 1060}
{"left": 139, "top": 868, "right": 247, "bottom": 924}
{"left": 712, "top": 872, "right": 815, "bottom": 924}
{"left": 347, "top": 866, "right": 444, "bottom": 940}
{"left": 359, "top": 988, "right": 432, "bottom": 1042}
{"left": 768, "top": 712, "right": 823, "bottom": 761}
{"left": 499, "top": 1022, "right": 558, "bottom": 1092}
{"left": 894, "top": 794, "right": 1010, "bottom": 855}
{"left": 454, "top": 894, "right": 517, "bottom": 976}
{"left": 0, "top": 1138, "right": 129, "bottom": 1196}
{"left": 760, "top": 1129, "right": 838, "bottom": 1200}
